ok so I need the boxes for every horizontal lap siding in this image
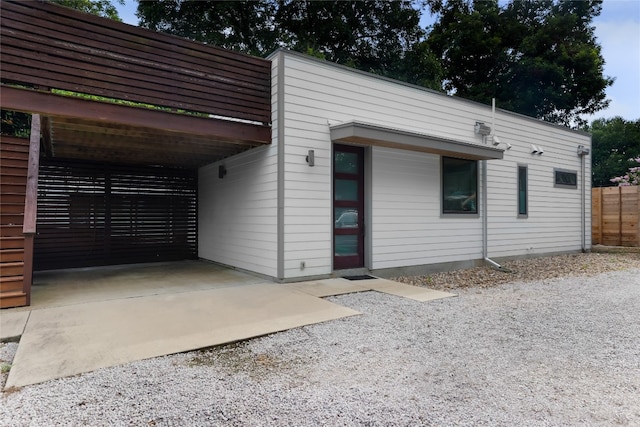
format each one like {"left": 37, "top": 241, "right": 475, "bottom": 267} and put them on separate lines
{"left": 371, "top": 148, "right": 482, "bottom": 269}
{"left": 280, "top": 52, "right": 590, "bottom": 276}
{"left": 198, "top": 146, "right": 278, "bottom": 277}
{"left": 485, "top": 112, "right": 591, "bottom": 257}
{"left": 281, "top": 54, "right": 493, "bottom": 276}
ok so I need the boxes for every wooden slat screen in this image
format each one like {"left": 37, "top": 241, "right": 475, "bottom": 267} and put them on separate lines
{"left": 34, "top": 159, "right": 197, "bottom": 270}
{"left": 1, "top": 0, "right": 271, "bottom": 124}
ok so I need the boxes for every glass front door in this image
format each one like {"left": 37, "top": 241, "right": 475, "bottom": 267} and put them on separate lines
{"left": 333, "top": 144, "right": 364, "bottom": 269}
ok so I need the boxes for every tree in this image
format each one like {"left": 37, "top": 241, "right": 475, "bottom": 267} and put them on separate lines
{"left": 588, "top": 117, "right": 640, "bottom": 187}
{"left": 136, "top": 0, "right": 441, "bottom": 89}
{"left": 52, "top": 0, "right": 123, "bottom": 21}
{"left": 426, "top": 0, "right": 613, "bottom": 127}
{"left": 137, "top": 0, "right": 279, "bottom": 56}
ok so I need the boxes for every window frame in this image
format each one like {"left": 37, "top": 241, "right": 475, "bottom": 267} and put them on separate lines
{"left": 554, "top": 168, "right": 578, "bottom": 189}
{"left": 441, "top": 156, "right": 479, "bottom": 217}
{"left": 517, "top": 164, "right": 528, "bottom": 218}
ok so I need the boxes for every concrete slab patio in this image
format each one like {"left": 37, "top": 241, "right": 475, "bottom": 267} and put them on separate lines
{"left": 1, "top": 261, "right": 455, "bottom": 389}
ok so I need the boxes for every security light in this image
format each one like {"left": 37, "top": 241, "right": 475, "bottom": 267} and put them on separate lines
{"left": 474, "top": 122, "right": 492, "bottom": 136}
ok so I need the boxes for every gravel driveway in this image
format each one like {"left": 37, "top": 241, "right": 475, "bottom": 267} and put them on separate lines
{"left": 1, "top": 253, "right": 640, "bottom": 426}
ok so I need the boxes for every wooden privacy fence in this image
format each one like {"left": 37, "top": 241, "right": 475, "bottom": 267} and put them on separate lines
{"left": 592, "top": 186, "right": 640, "bottom": 246}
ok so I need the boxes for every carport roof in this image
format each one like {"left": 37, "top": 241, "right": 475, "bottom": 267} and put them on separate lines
{"left": 0, "top": 0, "right": 272, "bottom": 168}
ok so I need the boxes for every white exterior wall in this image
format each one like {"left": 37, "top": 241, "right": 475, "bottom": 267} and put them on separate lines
{"left": 198, "top": 146, "right": 278, "bottom": 277}
{"left": 197, "top": 58, "right": 281, "bottom": 278}
{"left": 276, "top": 50, "right": 591, "bottom": 277}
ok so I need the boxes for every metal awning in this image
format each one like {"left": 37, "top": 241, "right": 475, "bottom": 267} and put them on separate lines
{"left": 330, "top": 121, "right": 503, "bottom": 160}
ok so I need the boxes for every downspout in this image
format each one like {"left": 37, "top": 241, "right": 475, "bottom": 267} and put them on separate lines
{"left": 483, "top": 99, "right": 505, "bottom": 271}
{"left": 578, "top": 144, "right": 590, "bottom": 252}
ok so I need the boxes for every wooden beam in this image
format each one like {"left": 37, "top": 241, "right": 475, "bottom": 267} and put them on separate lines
{"left": 23, "top": 114, "right": 41, "bottom": 235}
{"left": 21, "top": 113, "right": 41, "bottom": 306}
{"left": 1, "top": 86, "right": 271, "bottom": 144}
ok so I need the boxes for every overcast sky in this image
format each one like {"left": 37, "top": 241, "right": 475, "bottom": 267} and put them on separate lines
{"left": 115, "top": 0, "right": 639, "bottom": 122}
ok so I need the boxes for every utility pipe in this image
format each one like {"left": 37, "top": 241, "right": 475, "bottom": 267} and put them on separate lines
{"left": 578, "top": 144, "right": 590, "bottom": 252}
{"left": 483, "top": 99, "right": 504, "bottom": 271}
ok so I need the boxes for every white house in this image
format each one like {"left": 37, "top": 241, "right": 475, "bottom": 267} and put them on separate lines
{"left": 198, "top": 50, "right": 592, "bottom": 281}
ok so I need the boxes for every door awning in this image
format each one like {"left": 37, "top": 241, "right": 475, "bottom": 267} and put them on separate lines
{"left": 330, "top": 121, "right": 503, "bottom": 160}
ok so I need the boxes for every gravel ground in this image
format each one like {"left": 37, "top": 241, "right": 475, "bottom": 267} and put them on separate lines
{"left": 1, "top": 252, "right": 640, "bottom": 426}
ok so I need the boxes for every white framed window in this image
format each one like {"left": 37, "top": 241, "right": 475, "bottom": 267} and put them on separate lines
{"left": 442, "top": 157, "right": 478, "bottom": 214}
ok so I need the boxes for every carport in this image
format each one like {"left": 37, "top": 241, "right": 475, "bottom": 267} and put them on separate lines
{"left": 0, "top": 0, "right": 271, "bottom": 307}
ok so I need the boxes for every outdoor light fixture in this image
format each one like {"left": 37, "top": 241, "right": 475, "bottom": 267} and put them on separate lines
{"left": 218, "top": 165, "right": 227, "bottom": 179}
{"left": 306, "top": 149, "right": 315, "bottom": 167}
{"left": 577, "top": 145, "right": 590, "bottom": 156}
{"left": 491, "top": 135, "right": 501, "bottom": 146}
{"left": 474, "top": 122, "right": 492, "bottom": 136}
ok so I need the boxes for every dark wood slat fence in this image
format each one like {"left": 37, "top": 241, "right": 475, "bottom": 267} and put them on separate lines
{"left": 34, "top": 159, "right": 198, "bottom": 270}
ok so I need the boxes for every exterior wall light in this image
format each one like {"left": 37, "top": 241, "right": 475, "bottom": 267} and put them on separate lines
{"left": 306, "top": 149, "right": 315, "bottom": 166}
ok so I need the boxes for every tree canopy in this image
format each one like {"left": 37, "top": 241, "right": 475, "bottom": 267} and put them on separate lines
{"left": 136, "top": 0, "right": 442, "bottom": 90}
{"left": 588, "top": 117, "right": 640, "bottom": 187}
{"left": 52, "top": 0, "right": 123, "bottom": 21}
{"left": 426, "top": 0, "right": 613, "bottom": 126}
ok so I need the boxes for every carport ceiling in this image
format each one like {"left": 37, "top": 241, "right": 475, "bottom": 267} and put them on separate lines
{"left": 42, "top": 116, "right": 264, "bottom": 169}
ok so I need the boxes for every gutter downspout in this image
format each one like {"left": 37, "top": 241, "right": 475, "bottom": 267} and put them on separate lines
{"left": 483, "top": 99, "right": 505, "bottom": 271}
{"left": 578, "top": 144, "right": 590, "bottom": 252}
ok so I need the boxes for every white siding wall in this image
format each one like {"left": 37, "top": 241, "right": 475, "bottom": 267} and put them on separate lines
{"left": 486, "top": 113, "right": 592, "bottom": 257}
{"left": 197, "top": 58, "right": 281, "bottom": 278}
{"left": 198, "top": 146, "right": 278, "bottom": 277}
{"left": 278, "top": 51, "right": 591, "bottom": 276}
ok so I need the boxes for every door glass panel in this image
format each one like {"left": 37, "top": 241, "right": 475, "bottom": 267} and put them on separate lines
{"left": 335, "top": 179, "right": 357, "bottom": 201}
{"left": 334, "top": 152, "right": 359, "bottom": 174}
{"left": 335, "top": 235, "right": 358, "bottom": 256}
{"left": 335, "top": 208, "right": 358, "bottom": 228}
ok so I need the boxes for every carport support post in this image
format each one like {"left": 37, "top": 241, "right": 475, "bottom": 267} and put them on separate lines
{"left": 23, "top": 114, "right": 42, "bottom": 305}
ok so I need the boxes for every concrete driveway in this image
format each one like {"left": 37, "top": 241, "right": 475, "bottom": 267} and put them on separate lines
{"left": 0, "top": 261, "right": 454, "bottom": 389}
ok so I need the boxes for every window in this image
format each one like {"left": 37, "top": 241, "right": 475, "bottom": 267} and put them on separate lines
{"left": 518, "top": 165, "right": 527, "bottom": 217}
{"left": 554, "top": 168, "right": 577, "bottom": 188}
{"left": 442, "top": 157, "right": 477, "bottom": 214}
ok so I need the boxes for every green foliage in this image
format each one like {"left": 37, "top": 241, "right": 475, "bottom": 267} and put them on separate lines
{"left": 587, "top": 117, "right": 640, "bottom": 187}
{"left": 426, "top": 0, "right": 613, "bottom": 126}
{"left": 51, "top": 0, "right": 124, "bottom": 21}
{"left": 136, "top": 0, "right": 440, "bottom": 89}
{"left": 0, "top": 110, "right": 31, "bottom": 137}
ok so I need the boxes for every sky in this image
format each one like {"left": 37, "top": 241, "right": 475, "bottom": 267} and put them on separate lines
{"left": 115, "top": 0, "right": 639, "bottom": 122}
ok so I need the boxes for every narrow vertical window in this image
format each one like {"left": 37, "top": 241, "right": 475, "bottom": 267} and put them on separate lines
{"left": 518, "top": 165, "right": 528, "bottom": 217}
